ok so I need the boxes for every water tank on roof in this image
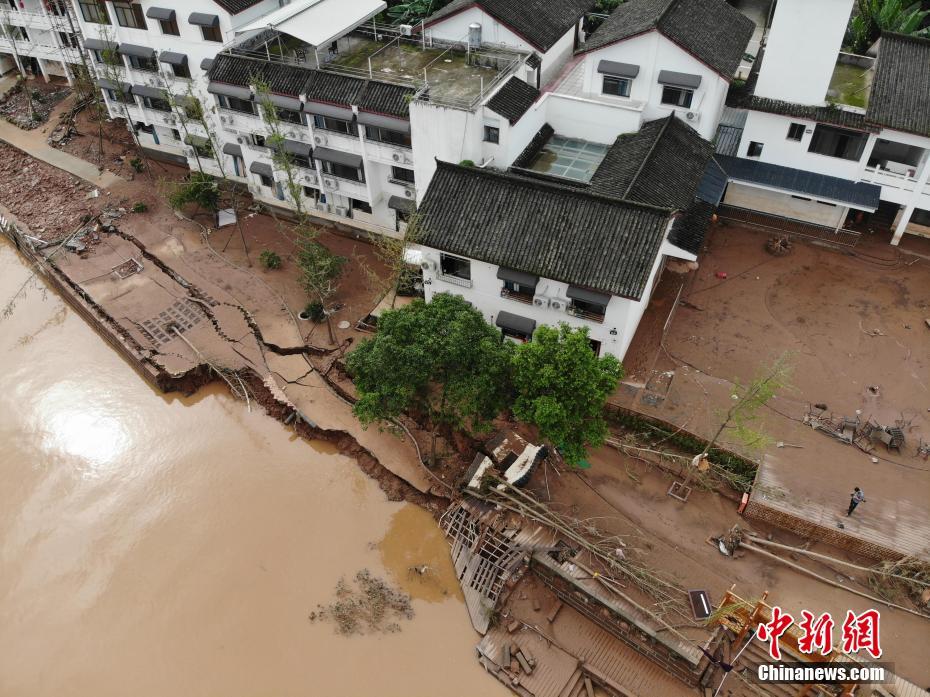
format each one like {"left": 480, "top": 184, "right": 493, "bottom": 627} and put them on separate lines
{"left": 468, "top": 22, "right": 482, "bottom": 50}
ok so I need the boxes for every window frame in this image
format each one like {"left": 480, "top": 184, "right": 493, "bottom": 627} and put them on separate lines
{"left": 350, "top": 198, "right": 372, "bottom": 214}
{"left": 127, "top": 54, "right": 158, "bottom": 72}
{"left": 787, "top": 123, "right": 805, "bottom": 141}
{"left": 313, "top": 114, "right": 357, "bottom": 136}
{"left": 321, "top": 160, "right": 365, "bottom": 183}
{"left": 258, "top": 173, "right": 274, "bottom": 188}
{"left": 365, "top": 125, "right": 411, "bottom": 148}
{"left": 78, "top": 0, "right": 110, "bottom": 24}
{"left": 660, "top": 85, "right": 693, "bottom": 108}
{"left": 159, "top": 17, "right": 180, "bottom": 35}
{"left": 390, "top": 165, "right": 415, "bottom": 184}
{"left": 601, "top": 75, "right": 631, "bottom": 97}
{"left": 171, "top": 62, "right": 191, "bottom": 80}
{"left": 746, "top": 141, "right": 764, "bottom": 158}
{"left": 483, "top": 125, "right": 500, "bottom": 144}
{"left": 439, "top": 253, "right": 471, "bottom": 281}
{"left": 807, "top": 124, "right": 868, "bottom": 162}
{"left": 201, "top": 24, "right": 222, "bottom": 42}
{"left": 142, "top": 95, "right": 172, "bottom": 112}
{"left": 218, "top": 94, "right": 256, "bottom": 115}
{"left": 111, "top": 1, "right": 146, "bottom": 29}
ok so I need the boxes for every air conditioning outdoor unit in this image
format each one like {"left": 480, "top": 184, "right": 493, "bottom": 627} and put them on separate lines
{"left": 392, "top": 152, "right": 401, "bottom": 162}
{"left": 319, "top": 203, "right": 331, "bottom": 213}
{"left": 323, "top": 177, "right": 337, "bottom": 188}
{"left": 532, "top": 295, "right": 549, "bottom": 308}
{"left": 236, "top": 136, "right": 246, "bottom": 144}
{"left": 403, "top": 188, "right": 414, "bottom": 198}
{"left": 685, "top": 111, "right": 700, "bottom": 123}
{"left": 220, "top": 115, "right": 230, "bottom": 124}
{"left": 420, "top": 259, "right": 436, "bottom": 272}
{"left": 549, "top": 298, "right": 568, "bottom": 312}
{"left": 164, "top": 116, "right": 175, "bottom": 125}
{"left": 398, "top": 23, "right": 413, "bottom": 36}
{"left": 335, "top": 206, "right": 349, "bottom": 217}
{"left": 314, "top": 134, "right": 327, "bottom": 145}
{"left": 304, "top": 172, "right": 317, "bottom": 184}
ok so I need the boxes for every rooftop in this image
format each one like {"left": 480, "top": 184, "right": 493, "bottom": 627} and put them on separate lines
{"left": 826, "top": 55, "right": 873, "bottom": 109}
{"left": 579, "top": 0, "right": 756, "bottom": 78}
{"left": 866, "top": 33, "right": 930, "bottom": 138}
{"left": 526, "top": 135, "right": 610, "bottom": 183}
{"left": 485, "top": 76, "right": 540, "bottom": 123}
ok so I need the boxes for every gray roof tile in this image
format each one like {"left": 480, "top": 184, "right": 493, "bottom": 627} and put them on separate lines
{"left": 866, "top": 33, "right": 930, "bottom": 138}
{"left": 486, "top": 77, "right": 540, "bottom": 123}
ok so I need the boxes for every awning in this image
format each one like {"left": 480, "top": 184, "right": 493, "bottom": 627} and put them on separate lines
{"left": 268, "top": 93, "right": 302, "bottom": 112}
{"left": 388, "top": 195, "right": 414, "bottom": 213}
{"left": 715, "top": 154, "right": 881, "bottom": 211}
{"left": 597, "top": 60, "right": 639, "bottom": 78}
{"left": 566, "top": 286, "right": 610, "bottom": 305}
{"left": 304, "top": 101, "right": 354, "bottom": 121}
{"left": 222, "top": 142, "right": 242, "bottom": 157}
{"left": 189, "top": 12, "right": 219, "bottom": 27}
{"left": 131, "top": 84, "right": 165, "bottom": 99}
{"left": 282, "top": 139, "right": 312, "bottom": 157}
{"left": 158, "top": 51, "right": 187, "bottom": 67}
{"left": 314, "top": 146, "right": 362, "bottom": 169}
{"left": 118, "top": 43, "right": 156, "bottom": 59}
{"left": 696, "top": 158, "right": 728, "bottom": 206}
{"left": 200, "top": 58, "right": 214, "bottom": 71}
{"left": 496, "top": 267, "right": 538, "bottom": 287}
{"left": 249, "top": 161, "right": 273, "bottom": 177}
{"left": 357, "top": 111, "right": 410, "bottom": 134}
{"left": 236, "top": 0, "right": 385, "bottom": 48}
{"left": 145, "top": 6, "right": 175, "bottom": 20}
{"left": 208, "top": 82, "right": 252, "bottom": 101}
{"left": 84, "top": 38, "right": 117, "bottom": 51}
{"left": 658, "top": 70, "right": 702, "bottom": 89}
{"left": 496, "top": 311, "right": 536, "bottom": 337}
{"left": 97, "top": 78, "right": 130, "bottom": 93}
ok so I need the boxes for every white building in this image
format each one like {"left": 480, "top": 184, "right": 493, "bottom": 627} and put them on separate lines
{"left": 1, "top": 0, "right": 82, "bottom": 82}
{"left": 720, "top": 0, "right": 930, "bottom": 246}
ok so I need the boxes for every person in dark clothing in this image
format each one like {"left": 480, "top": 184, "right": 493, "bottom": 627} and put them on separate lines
{"left": 847, "top": 487, "right": 865, "bottom": 516}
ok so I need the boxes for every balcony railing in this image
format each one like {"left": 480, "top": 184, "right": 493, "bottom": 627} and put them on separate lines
{"left": 500, "top": 288, "right": 533, "bottom": 305}
{"left": 437, "top": 273, "right": 472, "bottom": 288}
{"left": 567, "top": 304, "right": 605, "bottom": 323}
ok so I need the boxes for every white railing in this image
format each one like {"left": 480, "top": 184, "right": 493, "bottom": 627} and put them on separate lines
{"left": 0, "top": 8, "right": 52, "bottom": 29}
{"left": 860, "top": 166, "right": 920, "bottom": 192}
{"left": 437, "top": 273, "right": 472, "bottom": 288}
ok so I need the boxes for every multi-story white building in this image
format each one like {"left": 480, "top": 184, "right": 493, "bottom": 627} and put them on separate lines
{"left": 719, "top": 0, "right": 930, "bottom": 247}
{"left": 1, "top": 0, "right": 82, "bottom": 82}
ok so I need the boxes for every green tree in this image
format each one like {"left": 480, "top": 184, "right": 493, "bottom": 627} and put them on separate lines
{"left": 511, "top": 323, "right": 622, "bottom": 466}
{"left": 850, "top": 0, "right": 930, "bottom": 53}
{"left": 347, "top": 293, "right": 512, "bottom": 466}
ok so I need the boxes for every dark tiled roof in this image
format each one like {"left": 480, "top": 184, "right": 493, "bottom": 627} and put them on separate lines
{"left": 866, "top": 33, "right": 930, "bottom": 137}
{"left": 207, "top": 54, "right": 415, "bottom": 117}
{"left": 581, "top": 0, "right": 755, "bottom": 78}
{"left": 486, "top": 77, "right": 540, "bottom": 123}
{"left": 716, "top": 155, "right": 881, "bottom": 210}
{"left": 589, "top": 115, "right": 714, "bottom": 209}
{"left": 419, "top": 161, "right": 673, "bottom": 300}
{"left": 695, "top": 157, "right": 728, "bottom": 206}
{"left": 668, "top": 199, "right": 715, "bottom": 254}
{"left": 211, "top": 0, "right": 264, "bottom": 15}
{"left": 425, "top": 0, "right": 593, "bottom": 51}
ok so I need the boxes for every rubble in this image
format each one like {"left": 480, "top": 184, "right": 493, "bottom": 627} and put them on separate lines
{"left": 0, "top": 80, "right": 70, "bottom": 130}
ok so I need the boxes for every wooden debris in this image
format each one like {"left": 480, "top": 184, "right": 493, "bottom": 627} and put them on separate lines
{"left": 515, "top": 650, "right": 533, "bottom": 674}
{"left": 507, "top": 619, "right": 520, "bottom": 633}
{"left": 584, "top": 675, "right": 595, "bottom": 697}
{"left": 546, "top": 600, "right": 563, "bottom": 623}
{"left": 532, "top": 598, "right": 541, "bottom": 611}
{"left": 502, "top": 643, "right": 511, "bottom": 667}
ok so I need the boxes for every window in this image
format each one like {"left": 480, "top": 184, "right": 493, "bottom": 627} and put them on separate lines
{"left": 660, "top": 86, "right": 693, "bottom": 108}
{"left": 78, "top": 0, "right": 109, "bottom": 24}
{"left": 303, "top": 186, "right": 319, "bottom": 199}
{"left": 321, "top": 160, "right": 364, "bottom": 182}
{"left": 440, "top": 253, "right": 471, "bottom": 280}
{"left": 58, "top": 32, "right": 79, "bottom": 48}
{"left": 807, "top": 124, "right": 868, "bottom": 161}
{"left": 159, "top": 17, "right": 179, "bottom": 35}
{"left": 390, "top": 166, "right": 415, "bottom": 184}
{"left": 201, "top": 24, "right": 222, "bottom": 42}
{"left": 172, "top": 62, "right": 191, "bottom": 79}
{"left": 483, "top": 125, "right": 500, "bottom": 143}
{"left": 230, "top": 155, "right": 245, "bottom": 177}
{"left": 787, "top": 123, "right": 805, "bottom": 141}
{"left": 258, "top": 173, "right": 273, "bottom": 188}
{"left": 351, "top": 198, "right": 372, "bottom": 214}
{"left": 601, "top": 75, "right": 631, "bottom": 97}
{"left": 9, "top": 26, "right": 28, "bottom": 41}
{"left": 313, "top": 114, "right": 357, "bottom": 135}
{"left": 277, "top": 107, "right": 303, "bottom": 125}
{"left": 570, "top": 297, "right": 606, "bottom": 321}
{"left": 290, "top": 152, "right": 313, "bottom": 169}
{"left": 251, "top": 133, "right": 266, "bottom": 147}
{"left": 105, "top": 88, "right": 133, "bottom": 104}
{"left": 501, "top": 279, "right": 536, "bottom": 301}
{"left": 218, "top": 94, "right": 255, "bottom": 115}
{"left": 142, "top": 95, "right": 171, "bottom": 112}
{"left": 171, "top": 128, "right": 181, "bottom": 140}
{"left": 910, "top": 208, "right": 930, "bottom": 226}
{"left": 127, "top": 54, "right": 158, "bottom": 72}
{"left": 112, "top": 1, "right": 146, "bottom": 29}
{"left": 365, "top": 125, "right": 411, "bottom": 148}
{"left": 190, "top": 140, "right": 214, "bottom": 159}
{"left": 746, "top": 141, "right": 764, "bottom": 157}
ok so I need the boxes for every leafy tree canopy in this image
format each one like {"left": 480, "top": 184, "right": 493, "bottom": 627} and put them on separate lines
{"left": 511, "top": 323, "right": 623, "bottom": 465}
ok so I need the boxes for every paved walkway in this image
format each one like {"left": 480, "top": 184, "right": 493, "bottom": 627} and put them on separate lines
{"left": 0, "top": 98, "right": 122, "bottom": 189}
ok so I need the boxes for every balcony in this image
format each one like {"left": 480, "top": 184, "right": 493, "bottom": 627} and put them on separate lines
{"left": 436, "top": 273, "right": 472, "bottom": 288}
{"left": 320, "top": 173, "right": 367, "bottom": 199}
{"left": 216, "top": 108, "right": 259, "bottom": 133}
{"left": 500, "top": 288, "right": 533, "bottom": 305}
{"left": 567, "top": 304, "right": 605, "bottom": 323}
{"left": 0, "top": 36, "right": 80, "bottom": 63}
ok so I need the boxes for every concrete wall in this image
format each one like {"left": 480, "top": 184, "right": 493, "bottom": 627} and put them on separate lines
{"left": 410, "top": 99, "right": 484, "bottom": 199}
{"left": 723, "top": 182, "right": 848, "bottom": 227}
{"left": 752, "top": 0, "right": 854, "bottom": 105}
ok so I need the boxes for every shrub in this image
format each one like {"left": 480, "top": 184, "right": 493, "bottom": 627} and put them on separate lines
{"left": 304, "top": 301, "right": 325, "bottom": 322}
{"left": 129, "top": 157, "right": 144, "bottom": 172}
{"left": 459, "top": 159, "right": 475, "bottom": 167}
{"left": 259, "top": 250, "right": 282, "bottom": 269}
{"left": 132, "top": 201, "right": 147, "bottom": 213}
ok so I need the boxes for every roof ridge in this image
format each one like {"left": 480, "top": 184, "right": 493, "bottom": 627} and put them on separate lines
{"left": 435, "top": 159, "right": 673, "bottom": 214}
{"left": 654, "top": 0, "right": 681, "bottom": 30}
{"left": 880, "top": 31, "right": 930, "bottom": 46}
{"left": 622, "top": 113, "right": 674, "bottom": 199}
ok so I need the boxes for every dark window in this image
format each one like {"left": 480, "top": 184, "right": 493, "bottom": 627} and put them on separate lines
{"left": 601, "top": 75, "right": 631, "bottom": 97}
{"left": 127, "top": 54, "right": 158, "bottom": 72}
{"left": 159, "top": 17, "right": 179, "bottom": 35}
{"left": 258, "top": 173, "right": 273, "bottom": 188}
{"left": 219, "top": 94, "right": 255, "bottom": 115}
{"left": 483, "top": 125, "right": 499, "bottom": 143}
{"left": 313, "top": 114, "right": 357, "bottom": 135}
{"left": 588, "top": 339, "right": 601, "bottom": 356}
{"left": 78, "top": 0, "right": 109, "bottom": 24}
{"left": 440, "top": 253, "right": 470, "bottom": 280}
{"left": 787, "top": 123, "right": 805, "bottom": 141}
{"left": 47, "top": 0, "right": 67, "bottom": 15}
{"left": 365, "top": 125, "right": 411, "bottom": 148}
{"left": 321, "top": 160, "right": 364, "bottom": 182}
{"left": 112, "top": 1, "right": 146, "bottom": 29}
{"left": 277, "top": 107, "right": 303, "bottom": 125}
{"left": 746, "top": 141, "right": 764, "bottom": 157}
{"left": 351, "top": 198, "right": 372, "bottom": 214}
{"left": 303, "top": 186, "right": 318, "bottom": 199}
{"left": 172, "top": 62, "right": 191, "bottom": 79}
{"left": 251, "top": 133, "right": 266, "bottom": 147}
{"left": 808, "top": 124, "right": 868, "bottom": 161}
{"left": 231, "top": 155, "right": 245, "bottom": 177}
{"left": 105, "top": 88, "right": 133, "bottom": 104}
{"left": 171, "top": 128, "right": 181, "bottom": 139}
{"left": 190, "top": 140, "right": 213, "bottom": 159}
{"left": 290, "top": 152, "right": 313, "bottom": 169}
{"left": 390, "top": 166, "right": 415, "bottom": 184}
{"left": 143, "top": 96, "right": 171, "bottom": 112}
{"left": 910, "top": 208, "right": 930, "bottom": 226}
{"left": 201, "top": 24, "right": 222, "bottom": 42}
{"left": 58, "top": 32, "right": 79, "bottom": 48}
{"left": 660, "top": 86, "right": 693, "bottom": 108}
{"left": 9, "top": 26, "right": 28, "bottom": 40}
{"left": 501, "top": 279, "right": 536, "bottom": 302}
{"left": 570, "top": 297, "right": 606, "bottom": 321}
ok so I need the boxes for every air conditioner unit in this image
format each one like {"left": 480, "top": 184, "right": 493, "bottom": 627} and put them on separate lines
{"left": 549, "top": 298, "right": 568, "bottom": 312}
{"left": 220, "top": 115, "right": 230, "bottom": 124}
{"left": 532, "top": 294, "right": 549, "bottom": 308}
{"left": 685, "top": 111, "right": 700, "bottom": 123}
{"left": 314, "top": 134, "right": 327, "bottom": 145}
{"left": 164, "top": 116, "right": 175, "bottom": 125}
{"left": 392, "top": 152, "right": 401, "bottom": 162}
{"left": 403, "top": 188, "right": 414, "bottom": 198}
{"left": 403, "top": 155, "right": 413, "bottom": 165}
{"left": 420, "top": 259, "right": 436, "bottom": 272}
{"left": 335, "top": 206, "right": 349, "bottom": 217}
{"left": 398, "top": 23, "right": 413, "bottom": 36}
{"left": 236, "top": 136, "right": 246, "bottom": 144}
{"left": 318, "top": 203, "right": 331, "bottom": 213}
{"left": 304, "top": 172, "right": 317, "bottom": 184}
{"left": 323, "top": 177, "right": 337, "bottom": 188}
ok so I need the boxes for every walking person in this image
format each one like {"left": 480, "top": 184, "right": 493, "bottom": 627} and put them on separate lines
{"left": 847, "top": 487, "right": 865, "bottom": 516}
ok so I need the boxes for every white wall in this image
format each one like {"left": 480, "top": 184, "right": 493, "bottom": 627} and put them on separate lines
{"left": 543, "top": 91, "right": 642, "bottom": 143}
{"left": 723, "top": 182, "right": 848, "bottom": 227}
{"left": 409, "top": 99, "right": 484, "bottom": 200}
{"left": 576, "top": 32, "right": 731, "bottom": 140}
{"left": 753, "top": 0, "right": 854, "bottom": 105}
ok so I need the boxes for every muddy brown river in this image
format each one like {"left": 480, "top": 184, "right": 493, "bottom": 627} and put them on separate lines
{"left": 0, "top": 239, "right": 508, "bottom": 697}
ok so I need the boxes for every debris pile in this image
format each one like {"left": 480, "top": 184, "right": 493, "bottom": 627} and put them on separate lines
{"left": 765, "top": 235, "right": 793, "bottom": 256}
{"left": 309, "top": 569, "right": 414, "bottom": 635}
{"left": 869, "top": 556, "right": 930, "bottom": 608}
{"left": 0, "top": 81, "right": 70, "bottom": 130}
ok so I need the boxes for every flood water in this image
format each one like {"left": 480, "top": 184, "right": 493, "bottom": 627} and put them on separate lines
{"left": 0, "top": 239, "right": 507, "bottom": 697}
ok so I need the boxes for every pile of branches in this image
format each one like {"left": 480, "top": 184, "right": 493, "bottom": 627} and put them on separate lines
{"left": 869, "top": 556, "right": 930, "bottom": 607}
{"left": 309, "top": 569, "right": 414, "bottom": 635}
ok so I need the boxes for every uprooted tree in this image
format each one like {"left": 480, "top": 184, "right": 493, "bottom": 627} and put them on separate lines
{"left": 511, "top": 323, "right": 623, "bottom": 466}
{"left": 347, "top": 292, "right": 513, "bottom": 467}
